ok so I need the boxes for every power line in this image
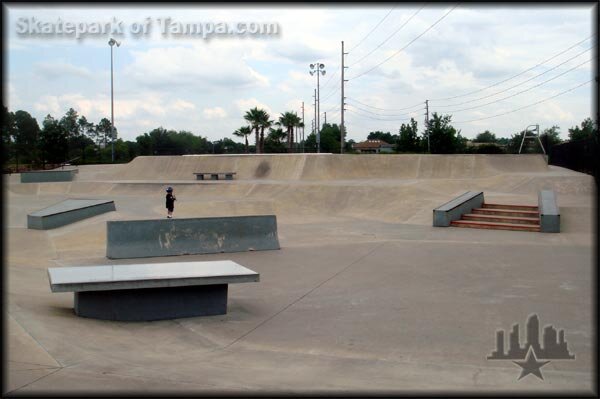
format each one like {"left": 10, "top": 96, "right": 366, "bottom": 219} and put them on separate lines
{"left": 429, "top": 34, "right": 595, "bottom": 102}
{"left": 320, "top": 67, "right": 339, "bottom": 89}
{"left": 347, "top": 101, "right": 424, "bottom": 117}
{"left": 346, "top": 97, "right": 424, "bottom": 111}
{"left": 350, "top": 4, "right": 427, "bottom": 67}
{"left": 440, "top": 58, "right": 591, "bottom": 114}
{"left": 350, "top": 4, "right": 459, "bottom": 80}
{"left": 348, "top": 3, "right": 398, "bottom": 53}
{"left": 346, "top": 106, "right": 416, "bottom": 122}
{"left": 452, "top": 79, "right": 593, "bottom": 124}
{"left": 431, "top": 45, "right": 594, "bottom": 108}
{"left": 320, "top": 84, "right": 341, "bottom": 102}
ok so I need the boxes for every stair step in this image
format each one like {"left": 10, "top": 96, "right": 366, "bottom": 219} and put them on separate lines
{"left": 462, "top": 214, "right": 540, "bottom": 225}
{"left": 472, "top": 208, "right": 539, "bottom": 217}
{"left": 482, "top": 202, "right": 539, "bottom": 211}
{"left": 451, "top": 220, "right": 540, "bottom": 232}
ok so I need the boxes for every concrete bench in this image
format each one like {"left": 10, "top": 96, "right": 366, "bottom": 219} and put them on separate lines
{"left": 20, "top": 168, "right": 78, "bottom": 183}
{"left": 538, "top": 190, "right": 560, "bottom": 233}
{"left": 433, "top": 191, "right": 484, "bottom": 227}
{"left": 194, "top": 172, "right": 236, "bottom": 180}
{"left": 47, "top": 260, "right": 259, "bottom": 321}
{"left": 28, "top": 199, "right": 116, "bottom": 230}
{"left": 106, "top": 215, "right": 280, "bottom": 259}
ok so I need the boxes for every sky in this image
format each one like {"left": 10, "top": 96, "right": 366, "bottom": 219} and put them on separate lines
{"left": 3, "top": 3, "right": 597, "bottom": 144}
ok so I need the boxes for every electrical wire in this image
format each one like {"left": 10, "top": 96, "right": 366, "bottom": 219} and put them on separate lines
{"left": 348, "top": 3, "right": 399, "bottom": 52}
{"left": 350, "top": 4, "right": 427, "bottom": 67}
{"left": 440, "top": 58, "right": 591, "bottom": 114}
{"left": 452, "top": 79, "right": 593, "bottom": 124}
{"left": 432, "top": 45, "right": 594, "bottom": 108}
{"left": 346, "top": 97, "right": 425, "bottom": 111}
{"left": 346, "top": 106, "right": 417, "bottom": 122}
{"left": 350, "top": 4, "right": 459, "bottom": 80}
{"left": 429, "top": 34, "right": 595, "bottom": 101}
{"left": 346, "top": 101, "right": 424, "bottom": 117}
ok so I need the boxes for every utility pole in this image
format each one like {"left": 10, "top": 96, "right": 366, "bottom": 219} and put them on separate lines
{"left": 341, "top": 40, "right": 348, "bottom": 154}
{"left": 425, "top": 99, "right": 430, "bottom": 153}
{"left": 301, "top": 101, "right": 305, "bottom": 153}
{"left": 108, "top": 38, "right": 121, "bottom": 162}
{"left": 313, "top": 89, "right": 318, "bottom": 152}
{"left": 324, "top": 111, "right": 327, "bottom": 125}
{"left": 309, "top": 62, "right": 326, "bottom": 153}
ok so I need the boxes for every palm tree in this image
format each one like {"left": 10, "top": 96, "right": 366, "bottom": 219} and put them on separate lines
{"left": 233, "top": 126, "right": 252, "bottom": 153}
{"left": 244, "top": 107, "right": 262, "bottom": 153}
{"left": 257, "top": 109, "right": 272, "bottom": 154}
{"left": 277, "top": 111, "right": 302, "bottom": 152}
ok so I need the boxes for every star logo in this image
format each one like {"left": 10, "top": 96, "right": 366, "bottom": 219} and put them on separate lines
{"left": 512, "top": 347, "right": 551, "bottom": 380}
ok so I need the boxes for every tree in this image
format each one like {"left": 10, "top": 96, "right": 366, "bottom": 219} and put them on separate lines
{"left": 473, "top": 130, "right": 497, "bottom": 143}
{"left": 233, "top": 126, "right": 252, "bottom": 153}
{"left": 96, "top": 118, "right": 115, "bottom": 151}
{"left": 568, "top": 118, "right": 598, "bottom": 141}
{"left": 13, "top": 110, "right": 41, "bottom": 167}
{"left": 397, "top": 118, "right": 420, "bottom": 153}
{"left": 425, "top": 113, "right": 462, "bottom": 154}
{"left": 39, "top": 114, "right": 68, "bottom": 165}
{"left": 305, "top": 123, "right": 341, "bottom": 153}
{"left": 258, "top": 109, "right": 273, "bottom": 154}
{"left": 277, "top": 111, "right": 302, "bottom": 152}
{"left": 367, "top": 130, "right": 396, "bottom": 144}
{"left": 540, "top": 125, "right": 562, "bottom": 152}
{"left": 2, "top": 106, "right": 16, "bottom": 169}
{"left": 244, "top": 107, "right": 263, "bottom": 154}
{"left": 263, "top": 127, "right": 287, "bottom": 153}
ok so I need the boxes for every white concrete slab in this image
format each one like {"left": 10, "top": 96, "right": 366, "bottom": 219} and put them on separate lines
{"left": 48, "top": 260, "right": 259, "bottom": 292}
{"left": 29, "top": 199, "right": 115, "bottom": 217}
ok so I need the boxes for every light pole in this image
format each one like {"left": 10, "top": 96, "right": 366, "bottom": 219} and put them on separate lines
{"left": 309, "top": 62, "right": 326, "bottom": 153}
{"left": 108, "top": 38, "right": 121, "bottom": 163}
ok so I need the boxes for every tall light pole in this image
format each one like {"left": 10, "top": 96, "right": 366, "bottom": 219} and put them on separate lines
{"left": 309, "top": 62, "right": 326, "bottom": 153}
{"left": 108, "top": 38, "right": 121, "bottom": 162}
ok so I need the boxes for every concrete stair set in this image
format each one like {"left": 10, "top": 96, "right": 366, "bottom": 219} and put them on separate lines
{"left": 451, "top": 202, "right": 541, "bottom": 232}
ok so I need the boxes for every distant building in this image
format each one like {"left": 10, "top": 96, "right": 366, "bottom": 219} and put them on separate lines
{"left": 352, "top": 139, "right": 395, "bottom": 154}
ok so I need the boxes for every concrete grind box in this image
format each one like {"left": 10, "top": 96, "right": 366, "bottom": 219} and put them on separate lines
{"left": 107, "top": 215, "right": 280, "bottom": 259}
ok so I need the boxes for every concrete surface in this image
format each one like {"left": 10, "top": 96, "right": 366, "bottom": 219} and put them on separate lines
{"left": 539, "top": 190, "right": 561, "bottom": 233}
{"left": 20, "top": 169, "right": 77, "bottom": 183}
{"left": 433, "top": 191, "right": 484, "bottom": 227}
{"left": 4, "top": 154, "right": 596, "bottom": 395}
{"left": 27, "top": 199, "right": 116, "bottom": 230}
{"left": 48, "top": 260, "right": 260, "bottom": 292}
{"left": 106, "top": 215, "right": 280, "bottom": 259}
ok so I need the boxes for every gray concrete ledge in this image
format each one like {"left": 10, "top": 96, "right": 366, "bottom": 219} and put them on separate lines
{"left": 433, "top": 191, "right": 484, "bottom": 227}
{"left": 47, "top": 260, "right": 259, "bottom": 293}
{"left": 539, "top": 190, "right": 560, "bottom": 233}
{"left": 74, "top": 284, "right": 229, "bottom": 321}
{"left": 27, "top": 199, "right": 116, "bottom": 230}
{"left": 106, "top": 215, "right": 280, "bottom": 259}
{"left": 20, "top": 169, "right": 77, "bottom": 183}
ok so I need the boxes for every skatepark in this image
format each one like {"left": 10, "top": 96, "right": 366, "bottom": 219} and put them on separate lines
{"left": 4, "top": 153, "right": 596, "bottom": 394}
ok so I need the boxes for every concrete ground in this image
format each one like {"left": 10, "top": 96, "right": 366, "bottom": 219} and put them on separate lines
{"left": 3, "top": 154, "right": 597, "bottom": 395}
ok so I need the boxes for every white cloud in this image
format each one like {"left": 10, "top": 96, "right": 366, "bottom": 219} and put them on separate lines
{"left": 234, "top": 98, "right": 273, "bottom": 116}
{"left": 34, "top": 62, "right": 93, "bottom": 79}
{"left": 203, "top": 106, "right": 226, "bottom": 119}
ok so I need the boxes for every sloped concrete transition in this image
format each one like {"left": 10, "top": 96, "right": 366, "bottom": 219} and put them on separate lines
{"left": 5, "top": 154, "right": 596, "bottom": 394}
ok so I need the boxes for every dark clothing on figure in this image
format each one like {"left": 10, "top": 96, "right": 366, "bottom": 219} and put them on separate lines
{"left": 166, "top": 193, "right": 176, "bottom": 211}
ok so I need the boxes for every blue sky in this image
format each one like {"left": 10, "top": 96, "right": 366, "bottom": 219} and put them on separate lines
{"left": 4, "top": 3, "right": 596, "bottom": 143}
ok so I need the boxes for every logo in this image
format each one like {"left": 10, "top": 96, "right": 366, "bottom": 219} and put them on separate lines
{"left": 487, "top": 314, "right": 575, "bottom": 380}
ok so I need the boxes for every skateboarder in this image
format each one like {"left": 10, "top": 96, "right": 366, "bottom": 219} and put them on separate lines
{"left": 166, "top": 186, "right": 176, "bottom": 218}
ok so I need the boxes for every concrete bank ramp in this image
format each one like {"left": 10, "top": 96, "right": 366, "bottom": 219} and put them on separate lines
{"left": 105, "top": 154, "right": 550, "bottom": 181}
{"left": 106, "top": 215, "right": 280, "bottom": 259}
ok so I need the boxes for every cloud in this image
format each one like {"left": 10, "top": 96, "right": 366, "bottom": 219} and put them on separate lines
{"left": 203, "top": 106, "right": 227, "bottom": 119}
{"left": 124, "top": 44, "right": 269, "bottom": 91}
{"left": 234, "top": 98, "right": 273, "bottom": 115}
{"left": 34, "top": 62, "right": 93, "bottom": 79}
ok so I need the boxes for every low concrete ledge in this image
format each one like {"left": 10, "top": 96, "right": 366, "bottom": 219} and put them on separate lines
{"left": 27, "top": 199, "right": 116, "bottom": 230}
{"left": 539, "top": 190, "right": 560, "bottom": 233}
{"left": 433, "top": 191, "right": 484, "bottom": 227}
{"left": 48, "top": 260, "right": 259, "bottom": 321}
{"left": 107, "top": 215, "right": 280, "bottom": 259}
{"left": 20, "top": 168, "right": 77, "bottom": 183}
